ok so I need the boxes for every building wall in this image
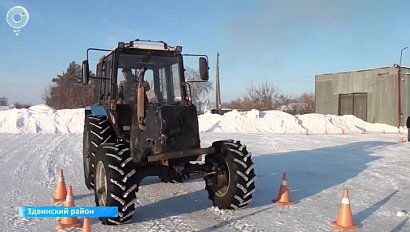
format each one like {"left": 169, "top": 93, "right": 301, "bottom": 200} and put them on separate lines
{"left": 401, "top": 67, "right": 410, "bottom": 125}
{"left": 315, "top": 67, "right": 400, "bottom": 126}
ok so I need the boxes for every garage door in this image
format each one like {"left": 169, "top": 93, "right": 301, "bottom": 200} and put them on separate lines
{"left": 339, "top": 93, "right": 367, "bottom": 121}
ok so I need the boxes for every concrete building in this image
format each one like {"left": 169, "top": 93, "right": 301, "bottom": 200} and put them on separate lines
{"left": 315, "top": 65, "right": 410, "bottom": 127}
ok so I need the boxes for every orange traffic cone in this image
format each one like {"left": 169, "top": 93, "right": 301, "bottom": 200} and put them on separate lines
{"left": 52, "top": 169, "right": 67, "bottom": 203}
{"left": 398, "top": 134, "right": 404, "bottom": 144}
{"left": 330, "top": 188, "right": 358, "bottom": 231}
{"left": 63, "top": 185, "right": 76, "bottom": 207}
{"left": 82, "top": 218, "right": 91, "bottom": 232}
{"left": 272, "top": 173, "right": 293, "bottom": 206}
{"left": 56, "top": 185, "right": 81, "bottom": 229}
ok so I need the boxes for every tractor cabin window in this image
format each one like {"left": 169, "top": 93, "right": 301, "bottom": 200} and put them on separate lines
{"left": 116, "top": 54, "right": 183, "bottom": 105}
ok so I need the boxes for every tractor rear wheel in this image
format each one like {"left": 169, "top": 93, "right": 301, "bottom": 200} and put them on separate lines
{"left": 205, "top": 140, "right": 256, "bottom": 209}
{"left": 83, "top": 115, "right": 115, "bottom": 190}
{"left": 82, "top": 117, "right": 92, "bottom": 190}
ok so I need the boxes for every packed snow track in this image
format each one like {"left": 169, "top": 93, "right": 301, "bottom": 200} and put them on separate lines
{"left": 0, "top": 132, "right": 409, "bottom": 231}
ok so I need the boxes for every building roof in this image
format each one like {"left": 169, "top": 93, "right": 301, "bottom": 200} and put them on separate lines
{"left": 316, "top": 65, "right": 410, "bottom": 77}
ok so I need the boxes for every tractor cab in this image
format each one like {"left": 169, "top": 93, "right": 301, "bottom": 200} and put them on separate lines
{"left": 82, "top": 40, "right": 209, "bottom": 164}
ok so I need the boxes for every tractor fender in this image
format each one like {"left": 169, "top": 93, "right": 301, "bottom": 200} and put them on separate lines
{"left": 90, "top": 105, "right": 107, "bottom": 117}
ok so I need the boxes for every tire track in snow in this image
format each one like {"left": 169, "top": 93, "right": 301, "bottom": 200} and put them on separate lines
{"left": 0, "top": 134, "right": 38, "bottom": 167}
{"left": 206, "top": 207, "right": 263, "bottom": 232}
{"left": 1, "top": 135, "right": 70, "bottom": 231}
{"left": 1, "top": 135, "right": 55, "bottom": 231}
{"left": 39, "top": 136, "right": 71, "bottom": 189}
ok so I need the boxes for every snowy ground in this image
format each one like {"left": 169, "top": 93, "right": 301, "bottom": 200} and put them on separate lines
{"left": 0, "top": 105, "right": 409, "bottom": 231}
{"left": 0, "top": 132, "right": 409, "bottom": 232}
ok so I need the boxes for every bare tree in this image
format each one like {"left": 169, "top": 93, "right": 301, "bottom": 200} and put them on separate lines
{"left": 298, "top": 91, "right": 315, "bottom": 113}
{"left": 185, "top": 68, "right": 213, "bottom": 113}
{"left": 225, "top": 81, "right": 290, "bottom": 111}
{"left": 277, "top": 91, "right": 315, "bottom": 115}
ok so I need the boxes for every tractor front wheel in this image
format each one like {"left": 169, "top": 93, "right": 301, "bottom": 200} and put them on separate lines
{"left": 205, "top": 140, "right": 256, "bottom": 209}
{"left": 94, "top": 143, "right": 138, "bottom": 225}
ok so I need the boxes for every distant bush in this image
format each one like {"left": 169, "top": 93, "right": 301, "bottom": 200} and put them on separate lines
{"left": 0, "top": 96, "right": 8, "bottom": 106}
{"left": 278, "top": 92, "right": 315, "bottom": 115}
{"left": 224, "top": 81, "right": 291, "bottom": 111}
{"left": 224, "top": 82, "right": 315, "bottom": 115}
{"left": 13, "top": 102, "right": 32, "bottom": 109}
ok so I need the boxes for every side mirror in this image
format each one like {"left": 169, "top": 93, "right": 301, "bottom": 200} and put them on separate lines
{"left": 82, "top": 60, "right": 90, "bottom": 85}
{"left": 199, "top": 57, "right": 209, "bottom": 81}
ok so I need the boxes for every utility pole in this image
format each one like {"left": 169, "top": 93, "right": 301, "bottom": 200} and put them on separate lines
{"left": 398, "top": 47, "right": 408, "bottom": 128}
{"left": 215, "top": 52, "right": 221, "bottom": 114}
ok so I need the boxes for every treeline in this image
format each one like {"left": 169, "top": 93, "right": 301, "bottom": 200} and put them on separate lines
{"left": 0, "top": 96, "right": 32, "bottom": 109}
{"left": 224, "top": 81, "right": 315, "bottom": 115}
{"left": 43, "top": 61, "right": 96, "bottom": 109}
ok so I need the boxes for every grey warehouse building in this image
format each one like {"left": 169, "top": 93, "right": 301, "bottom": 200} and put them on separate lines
{"left": 315, "top": 66, "right": 410, "bottom": 127}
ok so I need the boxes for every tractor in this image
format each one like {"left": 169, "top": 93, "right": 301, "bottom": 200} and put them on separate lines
{"left": 81, "top": 39, "right": 255, "bottom": 225}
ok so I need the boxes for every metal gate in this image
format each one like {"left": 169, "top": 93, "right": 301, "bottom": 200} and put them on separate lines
{"left": 339, "top": 93, "right": 367, "bottom": 121}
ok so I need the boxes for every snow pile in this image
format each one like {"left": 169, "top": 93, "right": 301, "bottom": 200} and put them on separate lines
{"left": 0, "top": 105, "right": 15, "bottom": 111}
{"left": 0, "top": 104, "right": 83, "bottom": 133}
{"left": 0, "top": 105, "right": 403, "bottom": 134}
{"left": 199, "top": 110, "right": 402, "bottom": 134}
{"left": 199, "top": 110, "right": 303, "bottom": 133}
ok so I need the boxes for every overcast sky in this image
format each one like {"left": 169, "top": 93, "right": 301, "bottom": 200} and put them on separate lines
{"left": 1, "top": 0, "right": 410, "bottom": 104}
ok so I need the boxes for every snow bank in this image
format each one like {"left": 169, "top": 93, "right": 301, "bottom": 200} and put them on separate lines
{"left": 0, "top": 105, "right": 403, "bottom": 134}
{"left": 0, "top": 104, "right": 83, "bottom": 133}
{"left": 199, "top": 110, "right": 402, "bottom": 134}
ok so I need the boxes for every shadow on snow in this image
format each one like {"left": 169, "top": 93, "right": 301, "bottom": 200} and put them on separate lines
{"left": 250, "top": 141, "right": 392, "bottom": 208}
{"left": 122, "top": 141, "right": 393, "bottom": 224}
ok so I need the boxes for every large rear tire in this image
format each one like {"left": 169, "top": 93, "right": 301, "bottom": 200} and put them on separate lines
{"left": 83, "top": 115, "right": 116, "bottom": 190}
{"left": 83, "top": 117, "right": 93, "bottom": 190}
{"left": 94, "top": 143, "right": 138, "bottom": 225}
{"left": 205, "top": 140, "right": 256, "bottom": 209}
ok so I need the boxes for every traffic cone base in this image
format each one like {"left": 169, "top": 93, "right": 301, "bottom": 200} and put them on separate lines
{"left": 273, "top": 188, "right": 294, "bottom": 206}
{"left": 51, "top": 169, "right": 67, "bottom": 203}
{"left": 273, "top": 199, "right": 294, "bottom": 206}
{"left": 330, "top": 221, "right": 358, "bottom": 231}
{"left": 398, "top": 136, "right": 404, "bottom": 144}
{"left": 56, "top": 218, "right": 82, "bottom": 229}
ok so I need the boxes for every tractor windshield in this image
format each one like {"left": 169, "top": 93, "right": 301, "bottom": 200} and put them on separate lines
{"left": 116, "top": 53, "right": 182, "bottom": 105}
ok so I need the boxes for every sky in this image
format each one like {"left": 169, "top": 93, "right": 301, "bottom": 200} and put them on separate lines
{"left": 1, "top": 0, "right": 410, "bottom": 105}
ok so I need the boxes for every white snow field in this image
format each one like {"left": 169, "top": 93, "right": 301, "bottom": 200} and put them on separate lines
{"left": 0, "top": 105, "right": 409, "bottom": 231}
